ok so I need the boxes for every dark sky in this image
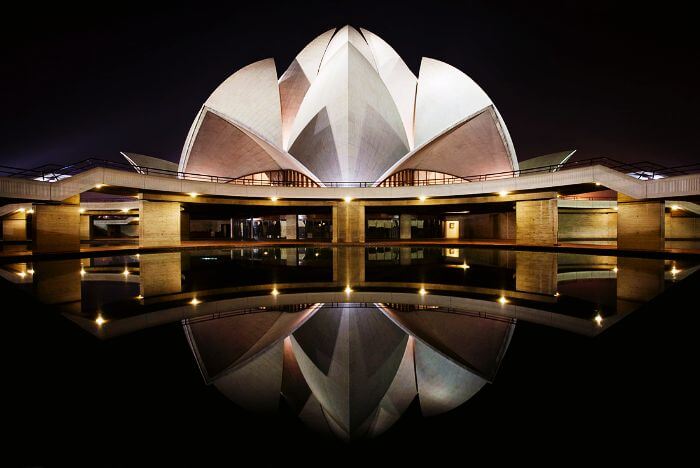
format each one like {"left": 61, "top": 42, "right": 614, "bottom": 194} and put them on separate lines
{"left": 1, "top": 0, "right": 698, "bottom": 169}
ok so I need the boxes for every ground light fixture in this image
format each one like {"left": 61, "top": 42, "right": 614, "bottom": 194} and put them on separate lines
{"left": 344, "top": 286, "right": 353, "bottom": 294}
{"left": 419, "top": 288, "right": 427, "bottom": 296}
{"left": 95, "top": 314, "right": 106, "bottom": 327}
{"left": 189, "top": 298, "right": 202, "bottom": 305}
{"left": 594, "top": 313, "right": 603, "bottom": 327}
{"left": 344, "top": 196, "right": 352, "bottom": 203}
{"left": 271, "top": 288, "right": 280, "bottom": 296}
{"left": 498, "top": 296, "right": 508, "bottom": 305}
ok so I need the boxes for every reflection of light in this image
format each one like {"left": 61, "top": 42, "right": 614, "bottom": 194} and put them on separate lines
{"left": 612, "top": 267, "right": 618, "bottom": 273}
{"left": 80, "top": 268, "right": 86, "bottom": 277}
{"left": 27, "top": 208, "right": 34, "bottom": 214}
{"left": 315, "top": 252, "right": 319, "bottom": 257}
{"left": 594, "top": 313, "right": 603, "bottom": 327}
{"left": 498, "top": 296, "right": 508, "bottom": 305}
{"left": 344, "top": 196, "right": 352, "bottom": 203}
{"left": 189, "top": 298, "right": 202, "bottom": 305}
{"left": 671, "top": 266, "right": 681, "bottom": 276}
{"left": 122, "top": 268, "right": 130, "bottom": 276}
{"left": 136, "top": 295, "right": 144, "bottom": 300}
{"left": 95, "top": 315, "right": 106, "bottom": 326}
{"left": 95, "top": 184, "right": 104, "bottom": 189}
{"left": 344, "top": 286, "right": 353, "bottom": 294}
{"left": 27, "top": 269, "right": 34, "bottom": 275}
{"left": 419, "top": 288, "right": 427, "bottom": 296}
{"left": 460, "top": 262, "right": 470, "bottom": 270}
{"left": 671, "top": 205, "right": 681, "bottom": 211}
{"left": 17, "top": 272, "right": 27, "bottom": 279}
{"left": 135, "top": 254, "right": 140, "bottom": 259}
{"left": 188, "top": 192, "right": 199, "bottom": 198}
{"left": 270, "top": 196, "right": 279, "bottom": 202}
{"left": 271, "top": 289, "right": 279, "bottom": 296}
{"left": 419, "top": 195, "right": 427, "bottom": 202}
{"left": 554, "top": 291, "right": 560, "bottom": 297}
{"left": 498, "top": 190, "right": 508, "bottom": 197}
{"left": 263, "top": 251, "right": 268, "bottom": 256}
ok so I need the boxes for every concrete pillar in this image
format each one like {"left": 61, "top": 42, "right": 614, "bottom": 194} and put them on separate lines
{"left": 31, "top": 204, "right": 80, "bottom": 253}
{"left": 515, "top": 251, "right": 557, "bottom": 295}
{"left": 139, "top": 252, "right": 182, "bottom": 297}
{"left": 617, "top": 198, "right": 664, "bottom": 250}
{"left": 400, "top": 247, "right": 412, "bottom": 265}
{"left": 286, "top": 247, "right": 298, "bottom": 266}
{"left": 516, "top": 199, "right": 558, "bottom": 246}
{"left": 399, "top": 214, "right": 413, "bottom": 240}
{"left": 2, "top": 210, "right": 28, "bottom": 241}
{"left": 79, "top": 215, "right": 91, "bottom": 240}
{"left": 333, "top": 246, "right": 365, "bottom": 286}
{"left": 332, "top": 202, "right": 365, "bottom": 243}
{"left": 285, "top": 214, "right": 298, "bottom": 240}
{"left": 34, "top": 259, "right": 82, "bottom": 304}
{"left": 139, "top": 200, "right": 181, "bottom": 248}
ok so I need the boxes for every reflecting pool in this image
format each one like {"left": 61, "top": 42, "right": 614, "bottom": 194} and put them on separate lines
{"left": 3, "top": 247, "right": 699, "bottom": 460}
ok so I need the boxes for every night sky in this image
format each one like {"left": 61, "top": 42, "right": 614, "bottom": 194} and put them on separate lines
{"left": 2, "top": 1, "right": 698, "bottom": 170}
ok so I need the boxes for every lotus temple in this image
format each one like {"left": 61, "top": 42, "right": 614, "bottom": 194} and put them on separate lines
{"left": 1, "top": 25, "right": 699, "bottom": 253}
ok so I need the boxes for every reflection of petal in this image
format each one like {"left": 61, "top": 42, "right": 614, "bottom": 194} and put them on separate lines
{"left": 414, "top": 340, "right": 487, "bottom": 417}
{"left": 184, "top": 307, "right": 317, "bottom": 381}
{"left": 290, "top": 305, "right": 408, "bottom": 438}
{"left": 213, "top": 340, "right": 284, "bottom": 413}
{"left": 380, "top": 307, "right": 514, "bottom": 381}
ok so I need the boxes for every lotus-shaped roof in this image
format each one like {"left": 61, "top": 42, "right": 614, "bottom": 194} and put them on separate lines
{"left": 176, "top": 26, "right": 521, "bottom": 184}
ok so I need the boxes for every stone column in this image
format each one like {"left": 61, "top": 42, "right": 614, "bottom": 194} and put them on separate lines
{"left": 139, "top": 200, "right": 181, "bottom": 248}
{"left": 399, "top": 214, "right": 413, "bottom": 240}
{"left": 34, "top": 259, "right": 82, "bottom": 304}
{"left": 616, "top": 257, "right": 664, "bottom": 314}
{"left": 31, "top": 204, "right": 81, "bottom": 253}
{"left": 515, "top": 251, "right": 557, "bottom": 295}
{"left": 80, "top": 215, "right": 92, "bottom": 240}
{"left": 617, "top": 198, "right": 664, "bottom": 250}
{"left": 139, "top": 252, "right": 182, "bottom": 297}
{"left": 2, "top": 210, "right": 28, "bottom": 241}
{"left": 332, "top": 201, "right": 365, "bottom": 243}
{"left": 285, "top": 214, "right": 298, "bottom": 240}
{"left": 515, "top": 199, "right": 558, "bottom": 246}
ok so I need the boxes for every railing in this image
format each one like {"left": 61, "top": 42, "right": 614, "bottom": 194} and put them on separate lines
{"left": 1, "top": 157, "right": 699, "bottom": 187}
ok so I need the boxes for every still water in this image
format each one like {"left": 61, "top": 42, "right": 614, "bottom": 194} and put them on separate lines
{"left": 3, "top": 246, "right": 698, "bottom": 463}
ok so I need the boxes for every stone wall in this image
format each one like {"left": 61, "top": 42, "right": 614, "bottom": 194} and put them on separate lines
{"left": 139, "top": 201, "right": 181, "bottom": 248}
{"left": 516, "top": 199, "right": 558, "bottom": 245}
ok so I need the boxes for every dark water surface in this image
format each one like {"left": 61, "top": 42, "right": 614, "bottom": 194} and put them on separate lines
{"left": 3, "top": 247, "right": 698, "bottom": 465}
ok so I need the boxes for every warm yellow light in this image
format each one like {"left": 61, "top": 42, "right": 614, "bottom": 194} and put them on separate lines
{"left": 419, "top": 195, "right": 427, "bottom": 202}
{"left": 554, "top": 291, "right": 560, "bottom": 297}
{"left": 613, "top": 206, "right": 618, "bottom": 211}
{"left": 136, "top": 295, "right": 144, "bottom": 300}
{"left": 498, "top": 296, "right": 508, "bottom": 305}
{"left": 27, "top": 269, "right": 35, "bottom": 275}
{"left": 594, "top": 313, "right": 603, "bottom": 327}
{"left": 271, "top": 288, "right": 280, "bottom": 296}
{"left": 17, "top": 272, "right": 27, "bottom": 279}
{"left": 270, "top": 196, "right": 279, "bottom": 202}
{"left": 344, "top": 286, "right": 353, "bottom": 294}
{"left": 17, "top": 208, "right": 26, "bottom": 213}
{"left": 595, "top": 182, "right": 601, "bottom": 186}
{"left": 95, "top": 184, "right": 104, "bottom": 189}
{"left": 263, "top": 251, "right": 268, "bottom": 256}
{"left": 315, "top": 252, "right": 319, "bottom": 257}
{"left": 419, "top": 288, "right": 427, "bottom": 296}
{"left": 95, "top": 315, "right": 106, "bottom": 326}
{"left": 188, "top": 192, "right": 199, "bottom": 198}
{"left": 498, "top": 190, "right": 509, "bottom": 197}
{"left": 460, "top": 262, "right": 470, "bottom": 270}
{"left": 612, "top": 267, "right": 618, "bottom": 273}
{"left": 344, "top": 196, "right": 352, "bottom": 203}
{"left": 135, "top": 253, "right": 140, "bottom": 259}
{"left": 122, "top": 268, "right": 130, "bottom": 276}
{"left": 671, "top": 266, "right": 681, "bottom": 276}
{"left": 79, "top": 208, "right": 86, "bottom": 213}
{"left": 121, "top": 208, "right": 130, "bottom": 213}
{"left": 80, "top": 268, "right": 86, "bottom": 277}
{"left": 27, "top": 208, "right": 34, "bottom": 214}
{"left": 189, "top": 298, "right": 202, "bottom": 305}
{"left": 671, "top": 205, "right": 681, "bottom": 211}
